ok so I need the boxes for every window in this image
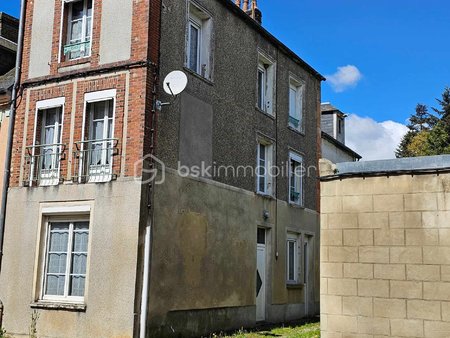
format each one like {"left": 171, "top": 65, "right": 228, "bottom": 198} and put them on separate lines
{"left": 257, "top": 141, "right": 274, "bottom": 196}
{"left": 288, "top": 77, "right": 304, "bottom": 131}
{"left": 75, "top": 90, "right": 117, "bottom": 183}
{"left": 26, "top": 98, "right": 65, "bottom": 187}
{"left": 42, "top": 218, "right": 90, "bottom": 302}
{"left": 286, "top": 233, "right": 299, "bottom": 284}
{"left": 62, "top": 0, "right": 93, "bottom": 61}
{"left": 187, "top": 3, "right": 213, "bottom": 79}
{"left": 289, "top": 152, "right": 303, "bottom": 206}
{"left": 256, "top": 53, "right": 275, "bottom": 115}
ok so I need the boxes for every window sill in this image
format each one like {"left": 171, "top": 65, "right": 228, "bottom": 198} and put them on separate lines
{"left": 256, "top": 192, "right": 276, "bottom": 200}
{"left": 287, "top": 125, "right": 305, "bottom": 136}
{"left": 183, "top": 66, "right": 214, "bottom": 86}
{"left": 289, "top": 202, "right": 305, "bottom": 209}
{"left": 58, "top": 57, "right": 92, "bottom": 72}
{"left": 31, "top": 301, "right": 87, "bottom": 312}
{"left": 286, "top": 283, "right": 304, "bottom": 289}
{"left": 256, "top": 107, "right": 275, "bottom": 120}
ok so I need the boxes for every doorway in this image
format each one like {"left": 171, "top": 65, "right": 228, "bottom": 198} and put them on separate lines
{"left": 256, "top": 228, "right": 266, "bottom": 322}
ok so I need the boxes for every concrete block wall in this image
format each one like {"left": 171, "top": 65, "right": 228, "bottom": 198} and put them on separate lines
{"left": 320, "top": 160, "right": 450, "bottom": 337}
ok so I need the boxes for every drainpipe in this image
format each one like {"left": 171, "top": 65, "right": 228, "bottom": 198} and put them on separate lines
{"left": 0, "top": 0, "right": 26, "bottom": 273}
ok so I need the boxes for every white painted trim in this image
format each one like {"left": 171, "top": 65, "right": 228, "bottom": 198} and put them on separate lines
{"left": 36, "top": 97, "right": 66, "bottom": 110}
{"left": 84, "top": 89, "right": 117, "bottom": 103}
{"left": 42, "top": 204, "right": 91, "bottom": 214}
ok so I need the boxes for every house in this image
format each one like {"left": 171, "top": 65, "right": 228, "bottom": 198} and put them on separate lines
{"left": 0, "top": 12, "right": 18, "bottom": 202}
{"left": 321, "top": 102, "right": 361, "bottom": 163}
{"left": 0, "top": 0, "right": 323, "bottom": 337}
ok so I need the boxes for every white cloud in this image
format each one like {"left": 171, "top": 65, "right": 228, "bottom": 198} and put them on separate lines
{"left": 326, "top": 65, "right": 363, "bottom": 93}
{"left": 346, "top": 114, "right": 409, "bottom": 161}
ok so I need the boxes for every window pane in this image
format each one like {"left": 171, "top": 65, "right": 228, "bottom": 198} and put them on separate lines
{"left": 257, "top": 70, "right": 264, "bottom": 110}
{"left": 70, "top": 20, "right": 83, "bottom": 42}
{"left": 47, "top": 253, "right": 67, "bottom": 274}
{"left": 189, "top": 23, "right": 199, "bottom": 72}
{"left": 46, "top": 275, "right": 66, "bottom": 296}
{"left": 288, "top": 241, "right": 295, "bottom": 281}
{"left": 71, "top": 2, "right": 84, "bottom": 20}
{"left": 70, "top": 276, "right": 86, "bottom": 297}
{"left": 257, "top": 228, "right": 265, "bottom": 244}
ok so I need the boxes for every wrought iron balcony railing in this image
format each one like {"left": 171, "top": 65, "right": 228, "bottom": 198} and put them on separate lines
{"left": 23, "top": 144, "right": 66, "bottom": 187}
{"left": 72, "top": 138, "right": 119, "bottom": 183}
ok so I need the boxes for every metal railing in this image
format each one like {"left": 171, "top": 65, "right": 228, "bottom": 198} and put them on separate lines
{"left": 23, "top": 144, "right": 66, "bottom": 187}
{"left": 289, "top": 116, "right": 300, "bottom": 129}
{"left": 72, "top": 138, "right": 119, "bottom": 183}
{"left": 63, "top": 40, "right": 91, "bottom": 59}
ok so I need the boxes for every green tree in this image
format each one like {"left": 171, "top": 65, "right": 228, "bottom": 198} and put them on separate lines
{"left": 395, "top": 130, "right": 416, "bottom": 158}
{"left": 408, "top": 104, "right": 438, "bottom": 131}
{"left": 432, "top": 87, "right": 450, "bottom": 124}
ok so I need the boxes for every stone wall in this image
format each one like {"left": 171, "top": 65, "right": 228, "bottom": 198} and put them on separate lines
{"left": 320, "top": 159, "right": 450, "bottom": 338}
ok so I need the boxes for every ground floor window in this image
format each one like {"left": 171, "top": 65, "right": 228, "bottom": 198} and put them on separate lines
{"left": 286, "top": 232, "right": 300, "bottom": 284}
{"left": 42, "top": 218, "right": 90, "bottom": 302}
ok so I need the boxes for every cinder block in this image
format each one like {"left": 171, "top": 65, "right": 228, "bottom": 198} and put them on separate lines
{"left": 407, "top": 300, "right": 441, "bottom": 320}
{"left": 322, "top": 229, "right": 343, "bottom": 246}
{"left": 343, "top": 195, "right": 373, "bottom": 213}
{"left": 358, "top": 279, "right": 389, "bottom": 298}
{"left": 321, "top": 214, "right": 329, "bottom": 229}
{"left": 342, "top": 296, "right": 373, "bottom": 317}
{"left": 390, "top": 247, "right": 422, "bottom": 264}
{"left": 390, "top": 319, "right": 424, "bottom": 337}
{"left": 374, "top": 264, "right": 406, "bottom": 280}
{"left": 357, "top": 316, "right": 390, "bottom": 335}
{"left": 389, "top": 211, "right": 423, "bottom": 228}
{"left": 442, "top": 302, "right": 450, "bottom": 322}
{"left": 374, "top": 229, "right": 405, "bottom": 246}
{"left": 406, "top": 229, "right": 438, "bottom": 246}
{"left": 322, "top": 181, "right": 337, "bottom": 197}
{"left": 437, "top": 193, "right": 450, "bottom": 211}
{"left": 359, "top": 247, "right": 389, "bottom": 263}
{"left": 321, "top": 246, "right": 329, "bottom": 262}
{"left": 322, "top": 196, "right": 343, "bottom": 214}
{"left": 321, "top": 277, "right": 328, "bottom": 294}
{"left": 406, "top": 265, "right": 440, "bottom": 282}
{"left": 329, "top": 247, "right": 359, "bottom": 263}
{"left": 328, "top": 213, "right": 359, "bottom": 229}
{"left": 320, "top": 332, "right": 342, "bottom": 338}
{"left": 374, "top": 194, "right": 404, "bottom": 212}
{"left": 423, "top": 247, "right": 450, "bottom": 265}
{"left": 424, "top": 282, "right": 450, "bottom": 301}
{"left": 405, "top": 193, "right": 438, "bottom": 211}
{"left": 422, "top": 211, "right": 450, "bottom": 228}
{"left": 321, "top": 295, "right": 343, "bottom": 314}
{"left": 327, "top": 314, "right": 358, "bottom": 333}
{"left": 359, "top": 212, "right": 389, "bottom": 229}
{"left": 343, "top": 263, "right": 373, "bottom": 279}
{"left": 424, "top": 320, "right": 450, "bottom": 337}
{"left": 442, "top": 266, "right": 450, "bottom": 282}
{"left": 439, "top": 229, "right": 450, "bottom": 245}
{"left": 322, "top": 263, "right": 343, "bottom": 278}
{"left": 343, "top": 229, "right": 373, "bottom": 246}
{"left": 374, "top": 298, "right": 406, "bottom": 318}
{"left": 328, "top": 278, "right": 357, "bottom": 296}
{"left": 390, "top": 280, "right": 423, "bottom": 299}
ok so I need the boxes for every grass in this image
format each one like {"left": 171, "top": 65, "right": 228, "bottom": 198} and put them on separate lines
{"left": 210, "top": 321, "right": 320, "bottom": 338}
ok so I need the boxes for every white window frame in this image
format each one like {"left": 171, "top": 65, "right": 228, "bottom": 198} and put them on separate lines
{"left": 257, "top": 52, "right": 275, "bottom": 116}
{"left": 81, "top": 90, "right": 116, "bottom": 183}
{"left": 256, "top": 140, "right": 274, "bottom": 196}
{"left": 41, "top": 215, "right": 90, "bottom": 303}
{"left": 60, "top": 0, "right": 94, "bottom": 62}
{"left": 289, "top": 151, "right": 304, "bottom": 206}
{"left": 286, "top": 233, "right": 300, "bottom": 284}
{"left": 186, "top": 2, "right": 213, "bottom": 79}
{"left": 288, "top": 76, "right": 305, "bottom": 132}
{"left": 32, "top": 98, "right": 66, "bottom": 187}
{"left": 257, "top": 63, "right": 266, "bottom": 112}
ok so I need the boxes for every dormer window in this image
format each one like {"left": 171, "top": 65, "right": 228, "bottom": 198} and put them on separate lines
{"left": 61, "top": 0, "right": 93, "bottom": 61}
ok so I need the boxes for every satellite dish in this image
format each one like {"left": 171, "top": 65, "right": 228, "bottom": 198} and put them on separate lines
{"left": 163, "top": 71, "right": 188, "bottom": 96}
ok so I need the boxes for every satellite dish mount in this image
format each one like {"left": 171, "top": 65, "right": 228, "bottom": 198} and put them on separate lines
{"left": 156, "top": 70, "right": 188, "bottom": 111}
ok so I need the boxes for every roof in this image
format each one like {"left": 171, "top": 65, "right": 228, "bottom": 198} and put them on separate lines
{"left": 321, "top": 102, "right": 348, "bottom": 117}
{"left": 322, "top": 131, "right": 362, "bottom": 160}
{"left": 222, "top": 0, "right": 325, "bottom": 81}
{"left": 0, "top": 67, "right": 15, "bottom": 93}
{"left": 321, "top": 155, "right": 450, "bottom": 181}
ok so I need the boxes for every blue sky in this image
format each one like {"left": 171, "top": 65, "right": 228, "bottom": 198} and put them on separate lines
{"left": 2, "top": 0, "right": 449, "bottom": 159}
